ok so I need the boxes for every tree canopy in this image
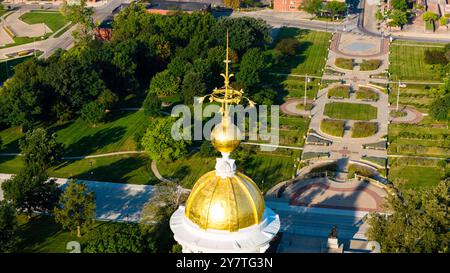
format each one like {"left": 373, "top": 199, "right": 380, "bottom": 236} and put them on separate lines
{"left": 54, "top": 180, "right": 96, "bottom": 237}
{"left": 367, "top": 180, "right": 449, "bottom": 253}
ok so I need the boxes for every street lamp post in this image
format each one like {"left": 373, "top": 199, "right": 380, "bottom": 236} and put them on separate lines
{"left": 396, "top": 79, "right": 401, "bottom": 111}
{"left": 304, "top": 74, "right": 308, "bottom": 106}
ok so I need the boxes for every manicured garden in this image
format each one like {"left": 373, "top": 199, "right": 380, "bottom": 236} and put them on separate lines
{"left": 334, "top": 58, "right": 354, "bottom": 70}
{"left": 388, "top": 165, "right": 442, "bottom": 189}
{"left": 320, "top": 119, "right": 345, "bottom": 137}
{"left": 351, "top": 121, "right": 377, "bottom": 138}
{"left": 19, "top": 11, "right": 68, "bottom": 32}
{"left": 356, "top": 87, "right": 379, "bottom": 101}
{"left": 360, "top": 59, "right": 381, "bottom": 71}
{"left": 327, "top": 85, "right": 350, "bottom": 99}
{"left": 324, "top": 102, "right": 377, "bottom": 121}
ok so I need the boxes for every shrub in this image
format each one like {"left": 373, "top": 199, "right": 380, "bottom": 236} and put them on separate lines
{"left": 81, "top": 102, "right": 106, "bottom": 126}
{"left": 351, "top": 122, "right": 377, "bottom": 138}
{"left": 348, "top": 164, "right": 375, "bottom": 179}
{"left": 390, "top": 110, "right": 407, "bottom": 118}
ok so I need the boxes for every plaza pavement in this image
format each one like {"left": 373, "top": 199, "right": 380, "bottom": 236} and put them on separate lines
{"left": 5, "top": 9, "right": 52, "bottom": 38}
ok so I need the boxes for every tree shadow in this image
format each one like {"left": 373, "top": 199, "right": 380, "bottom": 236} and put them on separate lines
{"left": 73, "top": 156, "right": 151, "bottom": 184}
{"left": 15, "top": 215, "right": 63, "bottom": 253}
{"left": 63, "top": 126, "right": 127, "bottom": 156}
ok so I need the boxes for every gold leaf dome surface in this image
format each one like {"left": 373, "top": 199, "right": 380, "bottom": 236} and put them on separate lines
{"left": 211, "top": 118, "right": 241, "bottom": 154}
{"left": 185, "top": 171, "right": 264, "bottom": 232}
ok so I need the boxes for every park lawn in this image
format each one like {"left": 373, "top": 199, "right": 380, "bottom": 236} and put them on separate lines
{"left": 270, "top": 27, "right": 331, "bottom": 76}
{"left": 328, "top": 85, "right": 350, "bottom": 98}
{"left": 320, "top": 119, "right": 345, "bottom": 137}
{"left": 356, "top": 87, "right": 379, "bottom": 101}
{"left": 264, "top": 74, "right": 321, "bottom": 100}
{"left": 389, "top": 44, "right": 443, "bottom": 81}
{"left": 16, "top": 215, "right": 107, "bottom": 253}
{"left": 0, "top": 154, "right": 155, "bottom": 184}
{"left": 351, "top": 121, "right": 377, "bottom": 138}
{"left": 51, "top": 110, "right": 150, "bottom": 156}
{"left": 388, "top": 166, "right": 442, "bottom": 189}
{"left": 0, "top": 110, "right": 150, "bottom": 156}
{"left": 324, "top": 102, "right": 377, "bottom": 121}
{"left": 19, "top": 11, "right": 68, "bottom": 32}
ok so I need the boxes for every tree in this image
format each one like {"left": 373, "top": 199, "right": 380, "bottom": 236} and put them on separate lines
{"left": 141, "top": 118, "right": 188, "bottom": 162}
{"left": 148, "top": 70, "right": 179, "bottom": 97}
{"left": 62, "top": 0, "right": 95, "bottom": 45}
{"left": 0, "top": 201, "right": 19, "bottom": 252}
{"left": 300, "top": 0, "right": 323, "bottom": 16}
{"left": 2, "top": 163, "right": 60, "bottom": 217}
{"left": 0, "top": 59, "right": 49, "bottom": 129}
{"left": 212, "top": 17, "right": 271, "bottom": 56}
{"left": 199, "top": 141, "right": 219, "bottom": 158}
{"left": 81, "top": 101, "right": 106, "bottom": 127}
{"left": 388, "top": 10, "right": 408, "bottom": 29}
{"left": 140, "top": 181, "right": 188, "bottom": 252}
{"left": 143, "top": 93, "right": 162, "bottom": 117}
{"left": 367, "top": 180, "right": 449, "bottom": 253}
{"left": 391, "top": 0, "right": 408, "bottom": 11}
{"left": 224, "top": 0, "right": 240, "bottom": 9}
{"left": 182, "top": 72, "right": 206, "bottom": 105}
{"left": 54, "top": 180, "right": 96, "bottom": 238}
{"left": 97, "top": 89, "right": 118, "bottom": 110}
{"left": 429, "top": 93, "right": 450, "bottom": 121}
{"left": 83, "top": 222, "right": 152, "bottom": 253}
{"left": 236, "top": 48, "right": 265, "bottom": 89}
{"left": 275, "top": 38, "right": 300, "bottom": 58}
{"left": 375, "top": 9, "right": 384, "bottom": 21}
{"left": 325, "top": 1, "right": 347, "bottom": 19}
{"left": 423, "top": 12, "right": 438, "bottom": 23}
{"left": 20, "top": 128, "right": 63, "bottom": 169}
{"left": 439, "top": 16, "right": 448, "bottom": 27}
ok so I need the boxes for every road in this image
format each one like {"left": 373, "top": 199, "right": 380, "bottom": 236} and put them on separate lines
{"left": 0, "top": 0, "right": 127, "bottom": 59}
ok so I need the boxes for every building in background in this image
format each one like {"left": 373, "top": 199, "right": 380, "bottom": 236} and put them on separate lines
{"left": 146, "top": 1, "right": 211, "bottom": 15}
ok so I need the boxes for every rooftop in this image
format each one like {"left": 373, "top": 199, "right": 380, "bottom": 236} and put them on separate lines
{"left": 146, "top": 1, "right": 211, "bottom": 12}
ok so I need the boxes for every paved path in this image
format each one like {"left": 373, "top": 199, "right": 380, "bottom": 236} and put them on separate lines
{"left": 0, "top": 173, "right": 155, "bottom": 222}
{"left": 388, "top": 106, "right": 424, "bottom": 124}
{"left": 4, "top": 9, "right": 52, "bottom": 37}
{"left": 280, "top": 99, "right": 313, "bottom": 117}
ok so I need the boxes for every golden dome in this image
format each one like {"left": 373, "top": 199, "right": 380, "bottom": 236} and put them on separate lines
{"left": 211, "top": 117, "right": 241, "bottom": 153}
{"left": 185, "top": 171, "right": 264, "bottom": 232}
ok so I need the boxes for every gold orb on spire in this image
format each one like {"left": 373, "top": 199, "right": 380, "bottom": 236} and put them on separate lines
{"left": 211, "top": 116, "right": 241, "bottom": 153}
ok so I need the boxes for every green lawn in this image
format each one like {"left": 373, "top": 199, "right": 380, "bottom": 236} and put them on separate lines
{"left": 265, "top": 74, "right": 321, "bottom": 100}
{"left": 389, "top": 44, "right": 443, "bottom": 81}
{"left": 0, "top": 154, "right": 155, "bottom": 184}
{"left": 16, "top": 215, "right": 108, "bottom": 253}
{"left": 270, "top": 27, "right": 331, "bottom": 76}
{"left": 320, "top": 119, "right": 345, "bottom": 137}
{"left": 0, "top": 110, "right": 150, "bottom": 156}
{"left": 388, "top": 166, "right": 442, "bottom": 189}
{"left": 388, "top": 83, "right": 437, "bottom": 113}
{"left": 19, "top": 11, "right": 68, "bottom": 32}
{"left": 324, "top": 102, "right": 377, "bottom": 121}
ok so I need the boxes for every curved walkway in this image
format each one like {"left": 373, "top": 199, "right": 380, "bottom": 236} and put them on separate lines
{"left": 388, "top": 106, "right": 423, "bottom": 124}
{"left": 280, "top": 99, "right": 313, "bottom": 117}
{"left": 331, "top": 33, "right": 389, "bottom": 58}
